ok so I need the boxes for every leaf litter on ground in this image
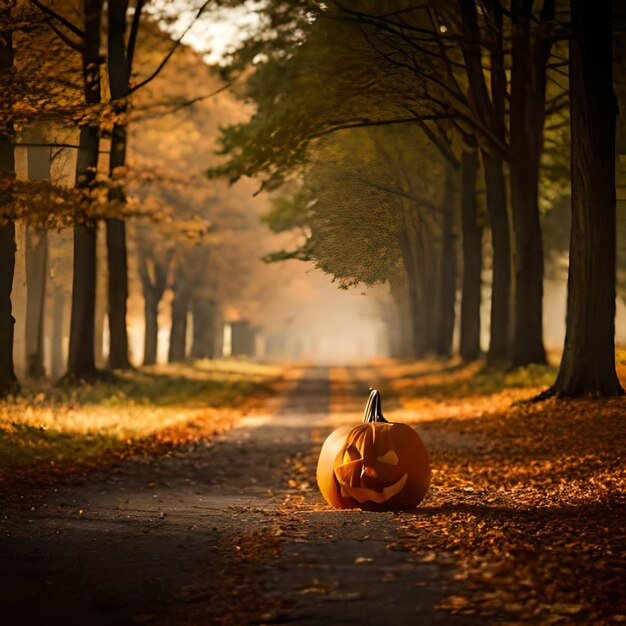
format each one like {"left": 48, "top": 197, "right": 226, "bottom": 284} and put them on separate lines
{"left": 373, "top": 358, "right": 626, "bottom": 625}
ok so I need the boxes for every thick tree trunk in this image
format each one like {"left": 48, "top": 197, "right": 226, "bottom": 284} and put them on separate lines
{"left": 67, "top": 128, "right": 99, "bottom": 378}
{"left": 553, "top": 0, "right": 623, "bottom": 396}
{"left": 143, "top": 293, "right": 158, "bottom": 366}
{"left": 482, "top": 152, "right": 511, "bottom": 362}
{"left": 105, "top": 0, "right": 145, "bottom": 370}
{"left": 25, "top": 225, "right": 47, "bottom": 378}
{"left": 168, "top": 275, "right": 189, "bottom": 362}
{"left": 508, "top": 0, "right": 553, "bottom": 366}
{"left": 51, "top": 287, "right": 66, "bottom": 380}
{"left": 509, "top": 158, "right": 546, "bottom": 366}
{"left": 106, "top": 213, "right": 130, "bottom": 368}
{"left": 0, "top": 220, "right": 17, "bottom": 397}
{"left": 460, "top": 149, "right": 482, "bottom": 361}
{"left": 66, "top": 0, "right": 103, "bottom": 379}
{"left": 191, "top": 297, "right": 215, "bottom": 359}
{"left": 0, "top": 13, "right": 18, "bottom": 397}
{"left": 435, "top": 167, "right": 457, "bottom": 357}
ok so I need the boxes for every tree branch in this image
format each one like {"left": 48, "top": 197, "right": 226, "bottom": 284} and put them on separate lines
{"left": 132, "top": 83, "right": 233, "bottom": 121}
{"left": 30, "top": 0, "right": 86, "bottom": 39}
{"left": 414, "top": 117, "right": 461, "bottom": 169}
{"left": 307, "top": 114, "right": 451, "bottom": 139}
{"left": 129, "top": 0, "right": 211, "bottom": 94}
{"left": 44, "top": 18, "right": 84, "bottom": 53}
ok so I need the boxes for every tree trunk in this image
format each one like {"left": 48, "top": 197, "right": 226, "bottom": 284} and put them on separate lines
{"left": 137, "top": 247, "right": 170, "bottom": 366}
{"left": 508, "top": 0, "right": 553, "bottom": 366}
{"left": 168, "top": 274, "right": 189, "bottom": 362}
{"left": 435, "top": 166, "right": 457, "bottom": 357}
{"left": 0, "top": 11, "right": 18, "bottom": 397}
{"left": 25, "top": 225, "right": 47, "bottom": 378}
{"left": 143, "top": 292, "right": 158, "bottom": 365}
{"left": 213, "top": 304, "right": 224, "bottom": 359}
{"left": 231, "top": 320, "right": 256, "bottom": 357}
{"left": 398, "top": 224, "right": 421, "bottom": 358}
{"left": 482, "top": 152, "right": 511, "bottom": 362}
{"left": 191, "top": 297, "right": 215, "bottom": 359}
{"left": 387, "top": 280, "right": 411, "bottom": 358}
{"left": 509, "top": 158, "right": 546, "bottom": 366}
{"left": 0, "top": 220, "right": 17, "bottom": 396}
{"left": 106, "top": 214, "right": 130, "bottom": 368}
{"left": 459, "top": 0, "right": 511, "bottom": 363}
{"left": 105, "top": 0, "right": 140, "bottom": 370}
{"left": 67, "top": 128, "right": 99, "bottom": 378}
{"left": 66, "top": 0, "right": 103, "bottom": 379}
{"left": 419, "top": 252, "right": 438, "bottom": 354}
{"left": 51, "top": 287, "right": 66, "bottom": 380}
{"left": 406, "top": 269, "right": 422, "bottom": 358}
{"left": 552, "top": 0, "right": 623, "bottom": 396}
{"left": 24, "top": 143, "right": 50, "bottom": 379}
{"left": 460, "top": 149, "right": 482, "bottom": 361}
{"left": 94, "top": 223, "right": 107, "bottom": 368}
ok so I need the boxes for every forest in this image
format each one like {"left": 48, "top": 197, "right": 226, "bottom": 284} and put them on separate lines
{"left": 0, "top": 1, "right": 624, "bottom": 625}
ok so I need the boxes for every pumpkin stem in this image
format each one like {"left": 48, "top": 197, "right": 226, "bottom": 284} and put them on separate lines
{"left": 363, "top": 389, "right": 388, "bottom": 423}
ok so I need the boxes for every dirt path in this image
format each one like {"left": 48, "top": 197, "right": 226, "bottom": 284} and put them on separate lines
{"left": 0, "top": 366, "right": 473, "bottom": 626}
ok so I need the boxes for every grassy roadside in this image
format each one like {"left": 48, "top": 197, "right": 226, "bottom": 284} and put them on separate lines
{"left": 0, "top": 359, "right": 282, "bottom": 487}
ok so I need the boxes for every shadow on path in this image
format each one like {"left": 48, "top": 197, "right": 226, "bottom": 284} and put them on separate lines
{"left": 0, "top": 366, "right": 475, "bottom": 626}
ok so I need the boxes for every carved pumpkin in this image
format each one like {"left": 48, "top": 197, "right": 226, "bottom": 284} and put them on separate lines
{"left": 317, "top": 389, "right": 430, "bottom": 510}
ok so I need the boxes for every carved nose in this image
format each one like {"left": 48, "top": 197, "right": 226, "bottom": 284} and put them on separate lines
{"left": 361, "top": 465, "right": 378, "bottom": 479}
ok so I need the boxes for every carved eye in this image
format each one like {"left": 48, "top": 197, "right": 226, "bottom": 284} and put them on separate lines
{"left": 345, "top": 444, "right": 361, "bottom": 461}
{"left": 377, "top": 450, "right": 399, "bottom": 465}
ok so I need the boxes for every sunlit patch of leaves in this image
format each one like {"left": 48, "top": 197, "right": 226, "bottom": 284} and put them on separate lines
{"left": 0, "top": 360, "right": 282, "bottom": 488}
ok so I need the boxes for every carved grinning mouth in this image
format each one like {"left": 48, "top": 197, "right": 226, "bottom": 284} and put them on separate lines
{"left": 339, "top": 473, "right": 408, "bottom": 504}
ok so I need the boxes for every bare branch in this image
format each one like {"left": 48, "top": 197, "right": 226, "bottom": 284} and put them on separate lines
{"left": 30, "top": 0, "right": 86, "bottom": 39}
{"left": 43, "top": 18, "right": 84, "bottom": 53}
{"left": 129, "top": 0, "right": 212, "bottom": 94}
{"left": 307, "top": 114, "right": 451, "bottom": 139}
{"left": 415, "top": 116, "right": 461, "bottom": 169}
{"left": 131, "top": 83, "right": 233, "bottom": 121}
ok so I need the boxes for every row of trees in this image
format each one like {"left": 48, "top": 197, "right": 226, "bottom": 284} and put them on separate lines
{"left": 209, "top": 0, "right": 624, "bottom": 397}
{"left": 1, "top": 0, "right": 623, "bottom": 398}
{"left": 0, "top": 0, "right": 185, "bottom": 394}
{"left": 0, "top": 0, "right": 294, "bottom": 396}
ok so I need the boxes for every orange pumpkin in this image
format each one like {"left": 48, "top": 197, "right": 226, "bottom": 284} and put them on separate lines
{"left": 317, "top": 389, "right": 430, "bottom": 510}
